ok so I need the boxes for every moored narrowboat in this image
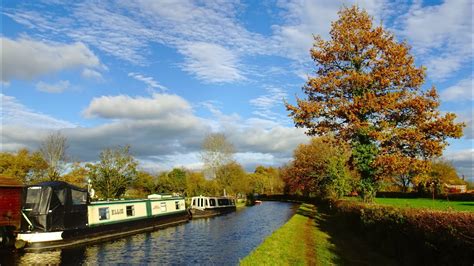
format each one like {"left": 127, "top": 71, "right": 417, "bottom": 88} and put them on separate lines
{"left": 189, "top": 196, "right": 236, "bottom": 218}
{"left": 16, "top": 181, "right": 189, "bottom": 251}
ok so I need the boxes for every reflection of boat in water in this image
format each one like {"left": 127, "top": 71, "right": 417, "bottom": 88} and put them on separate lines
{"left": 189, "top": 196, "right": 236, "bottom": 218}
{"left": 17, "top": 181, "right": 189, "bottom": 251}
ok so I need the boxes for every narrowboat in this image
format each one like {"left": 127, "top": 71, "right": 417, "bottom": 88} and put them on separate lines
{"left": 189, "top": 196, "right": 236, "bottom": 218}
{"left": 0, "top": 177, "right": 23, "bottom": 248}
{"left": 16, "top": 181, "right": 189, "bottom": 251}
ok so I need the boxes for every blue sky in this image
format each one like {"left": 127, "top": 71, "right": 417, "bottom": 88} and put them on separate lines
{"left": 1, "top": 0, "right": 472, "bottom": 180}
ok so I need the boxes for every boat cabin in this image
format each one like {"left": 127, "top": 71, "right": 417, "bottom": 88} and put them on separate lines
{"left": 190, "top": 196, "right": 236, "bottom": 210}
{"left": 22, "top": 181, "right": 89, "bottom": 232}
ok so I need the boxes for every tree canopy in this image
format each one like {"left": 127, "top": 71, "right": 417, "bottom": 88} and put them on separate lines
{"left": 87, "top": 145, "right": 138, "bottom": 199}
{"left": 39, "top": 131, "right": 69, "bottom": 181}
{"left": 281, "top": 136, "right": 352, "bottom": 199}
{"left": 286, "top": 6, "right": 464, "bottom": 200}
{"left": 200, "top": 133, "right": 235, "bottom": 179}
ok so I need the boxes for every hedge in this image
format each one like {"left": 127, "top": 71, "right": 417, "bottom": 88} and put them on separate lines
{"left": 331, "top": 200, "right": 474, "bottom": 265}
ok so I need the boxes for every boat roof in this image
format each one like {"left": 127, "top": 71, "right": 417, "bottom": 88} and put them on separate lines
{"left": 191, "top": 196, "right": 234, "bottom": 199}
{"left": 29, "top": 181, "right": 87, "bottom": 192}
{"left": 0, "top": 176, "right": 23, "bottom": 187}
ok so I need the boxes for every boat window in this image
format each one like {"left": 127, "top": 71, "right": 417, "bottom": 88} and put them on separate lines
{"left": 175, "top": 201, "right": 180, "bottom": 210}
{"left": 99, "top": 207, "right": 110, "bottom": 220}
{"left": 71, "top": 189, "right": 87, "bottom": 205}
{"left": 25, "top": 187, "right": 42, "bottom": 205}
{"left": 55, "top": 189, "right": 67, "bottom": 205}
{"left": 192, "top": 199, "right": 196, "bottom": 206}
{"left": 209, "top": 199, "right": 216, "bottom": 206}
{"left": 126, "top": 205, "right": 135, "bottom": 217}
{"left": 204, "top": 199, "right": 208, "bottom": 207}
{"left": 160, "top": 202, "right": 167, "bottom": 212}
{"left": 218, "top": 199, "right": 229, "bottom": 206}
{"left": 200, "top": 198, "right": 203, "bottom": 207}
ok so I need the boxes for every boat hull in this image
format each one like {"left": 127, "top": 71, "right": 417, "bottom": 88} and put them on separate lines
{"left": 17, "top": 210, "right": 189, "bottom": 252}
{"left": 189, "top": 206, "right": 236, "bottom": 219}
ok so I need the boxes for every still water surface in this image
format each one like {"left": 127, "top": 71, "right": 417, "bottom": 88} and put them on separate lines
{"left": 8, "top": 201, "right": 296, "bottom": 265}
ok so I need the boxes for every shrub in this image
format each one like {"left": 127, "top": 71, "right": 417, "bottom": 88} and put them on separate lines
{"left": 331, "top": 200, "right": 474, "bottom": 265}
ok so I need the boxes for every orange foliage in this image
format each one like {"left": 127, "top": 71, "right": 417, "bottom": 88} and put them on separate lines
{"left": 286, "top": 6, "right": 464, "bottom": 179}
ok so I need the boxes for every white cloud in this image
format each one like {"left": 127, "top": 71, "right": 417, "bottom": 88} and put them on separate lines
{"left": 399, "top": 0, "right": 472, "bottom": 80}
{"left": 0, "top": 37, "right": 100, "bottom": 81}
{"left": 272, "top": 0, "right": 389, "bottom": 61}
{"left": 128, "top": 72, "right": 167, "bottom": 92}
{"left": 83, "top": 93, "right": 191, "bottom": 119}
{"left": 36, "top": 80, "right": 70, "bottom": 93}
{"left": 179, "top": 42, "right": 244, "bottom": 83}
{"left": 5, "top": 1, "right": 268, "bottom": 83}
{"left": 2, "top": 93, "right": 309, "bottom": 170}
{"left": 82, "top": 68, "right": 103, "bottom": 80}
{"left": 440, "top": 77, "right": 473, "bottom": 102}
{"left": 444, "top": 149, "right": 474, "bottom": 181}
{"left": 456, "top": 110, "right": 474, "bottom": 140}
{"left": 250, "top": 86, "right": 288, "bottom": 121}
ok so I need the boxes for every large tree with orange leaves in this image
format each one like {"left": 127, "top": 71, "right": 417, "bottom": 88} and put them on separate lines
{"left": 286, "top": 6, "right": 464, "bottom": 201}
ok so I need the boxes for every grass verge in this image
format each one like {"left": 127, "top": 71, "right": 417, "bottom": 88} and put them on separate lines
{"left": 241, "top": 203, "right": 396, "bottom": 265}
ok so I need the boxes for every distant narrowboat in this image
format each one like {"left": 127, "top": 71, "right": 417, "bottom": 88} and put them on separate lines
{"left": 0, "top": 177, "right": 23, "bottom": 248}
{"left": 16, "top": 181, "right": 189, "bottom": 251}
{"left": 189, "top": 196, "right": 236, "bottom": 218}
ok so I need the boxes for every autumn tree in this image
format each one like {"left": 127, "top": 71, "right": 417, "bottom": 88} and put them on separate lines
{"left": 87, "top": 145, "right": 138, "bottom": 199}
{"left": 200, "top": 133, "right": 235, "bottom": 179}
{"left": 415, "top": 159, "right": 466, "bottom": 195}
{"left": 62, "top": 162, "right": 88, "bottom": 188}
{"left": 286, "top": 6, "right": 464, "bottom": 201}
{"left": 128, "top": 171, "right": 156, "bottom": 198}
{"left": 185, "top": 171, "right": 221, "bottom": 196}
{"left": 253, "top": 166, "right": 285, "bottom": 194}
{"left": 39, "top": 131, "right": 69, "bottom": 181}
{"left": 216, "top": 161, "right": 248, "bottom": 197}
{"left": 281, "top": 136, "right": 352, "bottom": 199}
{"left": 0, "top": 148, "right": 47, "bottom": 184}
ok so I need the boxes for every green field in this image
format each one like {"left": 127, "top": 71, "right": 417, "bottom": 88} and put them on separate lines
{"left": 241, "top": 204, "right": 396, "bottom": 265}
{"left": 373, "top": 198, "right": 474, "bottom": 212}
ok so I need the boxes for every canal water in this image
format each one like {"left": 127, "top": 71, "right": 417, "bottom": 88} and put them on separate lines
{"left": 5, "top": 201, "right": 296, "bottom": 265}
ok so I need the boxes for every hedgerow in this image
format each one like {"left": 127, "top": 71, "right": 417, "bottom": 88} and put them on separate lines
{"left": 332, "top": 200, "right": 474, "bottom": 265}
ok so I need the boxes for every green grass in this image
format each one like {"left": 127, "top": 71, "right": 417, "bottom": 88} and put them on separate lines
{"left": 240, "top": 204, "right": 312, "bottom": 265}
{"left": 241, "top": 204, "right": 396, "bottom": 266}
{"left": 373, "top": 198, "right": 474, "bottom": 212}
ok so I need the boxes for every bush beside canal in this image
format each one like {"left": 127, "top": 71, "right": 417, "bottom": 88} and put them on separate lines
{"left": 256, "top": 195, "right": 474, "bottom": 265}
{"left": 331, "top": 200, "right": 474, "bottom": 265}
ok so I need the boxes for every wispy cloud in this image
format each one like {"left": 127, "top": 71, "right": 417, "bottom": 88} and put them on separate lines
{"left": 36, "top": 80, "right": 70, "bottom": 93}
{"left": 4, "top": 1, "right": 268, "bottom": 83}
{"left": 250, "top": 86, "right": 288, "bottom": 121}
{"left": 398, "top": 0, "right": 472, "bottom": 80}
{"left": 179, "top": 42, "right": 244, "bottom": 83}
{"left": 82, "top": 68, "right": 103, "bottom": 80}
{"left": 0, "top": 94, "right": 76, "bottom": 129}
{"left": 128, "top": 72, "right": 167, "bottom": 92}
{"left": 440, "top": 76, "right": 473, "bottom": 102}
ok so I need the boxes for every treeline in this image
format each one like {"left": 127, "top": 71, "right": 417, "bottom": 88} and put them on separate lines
{"left": 0, "top": 135, "right": 285, "bottom": 200}
{"left": 280, "top": 135, "right": 469, "bottom": 201}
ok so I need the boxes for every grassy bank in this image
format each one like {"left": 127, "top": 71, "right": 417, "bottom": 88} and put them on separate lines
{"left": 374, "top": 197, "right": 474, "bottom": 211}
{"left": 241, "top": 204, "right": 396, "bottom": 265}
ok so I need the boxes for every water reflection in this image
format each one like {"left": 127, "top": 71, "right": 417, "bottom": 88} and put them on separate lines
{"left": 9, "top": 202, "right": 296, "bottom": 265}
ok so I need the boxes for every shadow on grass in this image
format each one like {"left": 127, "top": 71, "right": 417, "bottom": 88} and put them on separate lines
{"left": 311, "top": 207, "right": 399, "bottom": 266}
{"left": 459, "top": 203, "right": 474, "bottom": 206}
